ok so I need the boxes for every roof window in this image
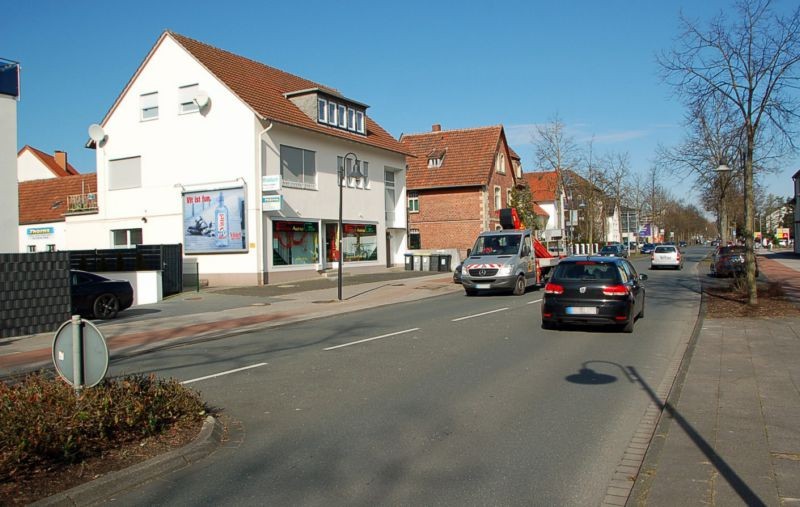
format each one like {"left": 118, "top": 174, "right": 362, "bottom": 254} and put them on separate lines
{"left": 427, "top": 149, "right": 446, "bottom": 168}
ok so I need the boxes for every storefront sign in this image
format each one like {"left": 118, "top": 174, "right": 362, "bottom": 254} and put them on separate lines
{"left": 262, "top": 175, "right": 281, "bottom": 191}
{"left": 261, "top": 195, "right": 282, "bottom": 211}
{"left": 27, "top": 227, "right": 54, "bottom": 238}
{"left": 182, "top": 187, "right": 247, "bottom": 254}
{"left": 343, "top": 223, "right": 376, "bottom": 234}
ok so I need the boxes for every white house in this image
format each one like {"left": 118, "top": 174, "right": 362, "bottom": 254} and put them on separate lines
{"left": 70, "top": 31, "right": 410, "bottom": 286}
{"left": 0, "top": 58, "right": 20, "bottom": 253}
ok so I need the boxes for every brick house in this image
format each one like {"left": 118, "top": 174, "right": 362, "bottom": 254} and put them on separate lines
{"left": 400, "top": 125, "right": 520, "bottom": 257}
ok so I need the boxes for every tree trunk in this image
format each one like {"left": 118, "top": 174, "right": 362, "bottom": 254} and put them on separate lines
{"left": 744, "top": 132, "right": 757, "bottom": 305}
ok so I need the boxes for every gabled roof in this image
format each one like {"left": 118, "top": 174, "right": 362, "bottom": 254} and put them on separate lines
{"left": 401, "top": 125, "right": 507, "bottom": 189}
{"left": 95, "top": 31, "right": 409, "bottom": 156}
{"left": 533, "top": 203, "right": 550, "bottom": 217}
{"left": 18, "top": 174, "right": 97, "bottom": 225}
{"left": 18, "top": 146, "right": 79, "bottom": 177}
{"left": 523, "top": 171, "right": 559, "bottom": 201}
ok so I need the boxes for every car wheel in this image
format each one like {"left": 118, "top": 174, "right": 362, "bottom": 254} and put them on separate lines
{"left": 465, "top": 288, "right": 477, "bottom": 296}
{"left": 638, "top": 298, "right": 645, "bottom": 319}
{"left": 622, "top": 316, "right": 635, "bottom": 333}
{"left": 93, "top": 293, "right": 120, "bottom": 319}
{"left": 512, "top": 275, "right": 526, "bottom": 296}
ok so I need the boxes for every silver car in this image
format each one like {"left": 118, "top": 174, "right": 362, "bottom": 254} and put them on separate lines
{"left": 650, "top": 245, "right": 683, "bottom": 270}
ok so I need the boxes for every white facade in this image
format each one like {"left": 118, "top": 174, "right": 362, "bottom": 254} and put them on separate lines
{"left": 18, "top": 222, "right": 66, "bottom": 253}
{"left": 0, "top": 93, "right": 18, "bottom": 253}
{"left": 69, "top": 35, "right": 407, "bottom": 285}
{"left": 17, "top": 149, "right": 59, "bottom": 181}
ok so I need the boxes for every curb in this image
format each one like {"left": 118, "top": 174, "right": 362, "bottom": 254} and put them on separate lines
{"left": 31, "top": 415, "right": 223, "bottom": 506}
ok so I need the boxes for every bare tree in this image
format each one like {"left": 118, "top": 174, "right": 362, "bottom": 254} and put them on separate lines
{"left": 602, "top": 152, "right": 631, "bottom": 242}
{"left": 660, "top": 0, "right": 800, "bottom": 304}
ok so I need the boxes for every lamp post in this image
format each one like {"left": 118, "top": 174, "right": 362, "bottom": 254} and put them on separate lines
{"left": 338, "top": 152, "right": 360, "bottom": 301}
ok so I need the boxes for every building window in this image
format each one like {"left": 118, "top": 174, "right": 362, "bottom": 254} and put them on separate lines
{"left": 27, "top": 245, "right": 35, "bottom": 253}
{"left": 112, "top": 228, "right": 142, "bottom": 248}
{"left": 280, "top": 145, "right": 317, "bottom": 190}
{"left": 318, "top": 98, "right": 328, "bottom": 123}
{"left": 409, "top": 229, "right": 421, "bottom": 249}
{"left": 494, "top": 186, "right": 502, "bottom": 210}
{"left": 140, "top": 92, "right": 158, "bottom": 121}
{"left": 507, "top": 189, "right": 512, "bottom": 207}
{"left": 47, "top": 244, "right": 56, "bottom": 252}
{"left": 108, "top": 156, "right": 142, "bottom": 190}
{"left": 178, "top": 84, "right": 199, "bottom": 114}
{"left": 348, "top": 108, "right": 356, "bottom": 131}
{"left": 408, "top": 191, "right": 419, "bottom": 213}
{"left": 337, "top": 104, "right": 347, "bottom": 128}
{"left": 385, "top": 170, "right": 396, "bottom": 225}
{"left": 272, "top": 221, "right": 319, "bottom": 266}
{"left": 495, "top": 152, "right": 505, "bottom": 174}
{"left": 342, "top": 223, "right": 378, "bottom": 262}
{"left": 428, "top": 157, "right": 442, "bottom": 168}
{"left": 356, "top": 111, "right": 365, "bottom": 133}
{"left": 328, "top": 101, "right": 337, "bottom": 125}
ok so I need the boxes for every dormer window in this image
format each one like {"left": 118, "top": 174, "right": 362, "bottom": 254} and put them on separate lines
{"left": 495, "top": 152, "right": 506, "bottom": 174}
{"left": 290, "top": 88, "right": 367, "bottom": 135}
{"left": 427, "top": 149, "right": 446, "bottom": 168}
{"left": 318, "top": 98, "right": 328, "bottom": 123}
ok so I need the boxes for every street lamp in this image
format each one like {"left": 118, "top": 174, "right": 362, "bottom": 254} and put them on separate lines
{"left": 337, "top": 152, "right": 361, "bottom": 301}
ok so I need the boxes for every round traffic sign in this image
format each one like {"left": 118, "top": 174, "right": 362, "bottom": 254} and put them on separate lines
{"left": 52, "top": 318, "right": 109, "bottom": 388}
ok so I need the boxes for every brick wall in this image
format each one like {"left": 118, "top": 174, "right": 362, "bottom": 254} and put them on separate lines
{"left": 409, "top": 187, "right": 485, "bottom": 253}
{"left": 0, "top": 252, "right": 71, "bottom": 338}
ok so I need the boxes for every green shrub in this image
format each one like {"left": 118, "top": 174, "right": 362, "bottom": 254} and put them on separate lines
{"left": 0, "top": 372, "right": 206, "bottom": 480}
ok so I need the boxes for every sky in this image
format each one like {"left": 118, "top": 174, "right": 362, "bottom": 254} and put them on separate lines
{"left": 3, "top": 0, "right": 798, "bottom": 201}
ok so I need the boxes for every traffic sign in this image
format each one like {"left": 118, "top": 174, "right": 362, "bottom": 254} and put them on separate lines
{"left": 52, "top": 316, "right": 109, "bottom": 388}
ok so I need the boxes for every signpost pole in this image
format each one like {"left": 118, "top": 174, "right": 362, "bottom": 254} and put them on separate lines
{"left": 70, "top": 315, "right": 83, "bottom": 395}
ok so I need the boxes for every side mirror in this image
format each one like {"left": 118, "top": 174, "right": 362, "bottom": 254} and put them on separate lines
{"left": 639, "top": 274, "right": 648, "bottom": 281}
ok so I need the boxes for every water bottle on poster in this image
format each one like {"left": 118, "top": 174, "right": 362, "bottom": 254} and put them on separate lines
{"left": 215, "top": 191, "right": 230, "bottom": 247}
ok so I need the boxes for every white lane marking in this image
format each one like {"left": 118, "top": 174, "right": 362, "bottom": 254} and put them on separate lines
{"left": 527, "top": 298, "right": 543, "bottom": 305}
{"left": 324, "top": 328, "right": 420, "bottom": 351}
{"left": 451, "top": 307, "right": 509, "bottom": 322}
{"left": 181, "top": 362, "right": 268, "bottom": 385}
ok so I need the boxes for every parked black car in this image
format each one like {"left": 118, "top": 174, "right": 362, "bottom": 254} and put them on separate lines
{"left": 70, "top": 270, "right": 134, "bottom": 319}
{"left": 541, "top": 256, "right": 647, "bottom": 333}
{"left": 453, "top": 263, "right": 462, "bottom": 284}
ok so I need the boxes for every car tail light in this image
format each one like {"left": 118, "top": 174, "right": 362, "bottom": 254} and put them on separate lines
{"left": 676, "top": 252, "right": 681, "bottom": 260}
{"left": 651, "top": 254, "right": 654, "bottom": 261}
{"left": 544, "top": 282, "right": 564, "bottom": 295}
{"left": 602, "top": 284, "right": 629, "bottom": 296}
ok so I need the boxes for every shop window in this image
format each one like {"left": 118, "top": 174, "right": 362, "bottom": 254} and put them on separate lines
{"left": 409, "top": 229, "right": 421, "bottom": 250}
{"left": 342, "top": 223, "right": 378, "bottom": 262}
{"left": 272, "top": 221, "right": 319, "bottom": 266}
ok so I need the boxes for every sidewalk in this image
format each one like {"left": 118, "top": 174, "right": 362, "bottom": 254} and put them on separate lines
{"left": 0, "top": 270, "right": 462, "bottom": 377}
{"left": 629, "top": 251, "right": 800, "bottom": 506}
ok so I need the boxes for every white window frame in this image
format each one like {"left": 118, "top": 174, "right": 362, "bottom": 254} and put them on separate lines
{"left": 328, "top": 101, "right": 338, "bottom": 125}
{"left": 496, "top": 152, "right": 506, "bottom": 174}
{"left": 318, "top": 98, "right": 328, "bottom": 123}
{"left": 494, "top": 186, "right": 502, "bottom": 210}
{"left": 338, "top": 105, "right": 347, "bottom": 128}
{"left": 178, "top": 84, "right": 199, "bottom": 114}
{"left": 111, "top": 228, "right": 143, "bottom": 248}
{"left": 140, "top": 92, "right": 158, "bottom": 121}
{"left": 356, "top": 111, "right": 365, "bottom": 133}
{"left": 348, "top": 108, "right": 356, "bottom": 131}
{"left": 507, "top": 189, "right": 512, "bottom": 207}
{"left": 281, "top": 145, "right": 317, "bottom": 190}
{"left": 408, "top": 191, "right": 419, "bottom": 213}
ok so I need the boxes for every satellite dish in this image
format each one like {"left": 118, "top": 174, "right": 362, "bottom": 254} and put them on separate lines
{"left": 88, "top": 124, "right": 107, "bottom": 143}
{"left": 194, "top": 90, "right": 210, "bottom": 109}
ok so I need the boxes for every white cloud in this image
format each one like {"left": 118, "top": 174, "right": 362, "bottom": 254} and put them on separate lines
{"left": 577, "top": 130, "right": 649, "bottom": 144}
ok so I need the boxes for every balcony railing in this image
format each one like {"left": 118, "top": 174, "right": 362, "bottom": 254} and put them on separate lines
{"left": 67, "top": 193, "right": 98, "bottom": 213}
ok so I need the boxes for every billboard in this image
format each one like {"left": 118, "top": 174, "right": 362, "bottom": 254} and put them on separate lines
{"left": 638, "top": 223, "right": 652, "bottom": 237}
{"left": 183, "top": 187, "right": 247, "bottom": 253}
{"left": 0, "top": 60, "right": 20, "bottom": 98}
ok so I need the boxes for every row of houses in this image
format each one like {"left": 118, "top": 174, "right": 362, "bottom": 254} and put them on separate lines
{"left": 14, "top": 31, "right": 620, "bottom": 286}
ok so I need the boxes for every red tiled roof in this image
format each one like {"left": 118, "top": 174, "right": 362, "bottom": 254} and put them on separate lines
{"left": 508, "top": 146, "right": 521, "bottom": 160}
{"left": 401, "top": 126, "right": 505, "bottom": 189}
{"left": 524, "top": 171, "right": 559, "bottom": 201}
{"left": 18, "top": 174, "right": 97, "bottom": 224}
{"left": 18, "top": 146, "right": 80, "bottom": 177}
{"left": 97, "top": 32, "right": 409, "bottom": 156}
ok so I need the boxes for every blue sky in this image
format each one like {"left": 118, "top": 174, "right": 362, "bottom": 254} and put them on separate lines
{"left": 4, "top": 0, "right": 798, "bottom": 200}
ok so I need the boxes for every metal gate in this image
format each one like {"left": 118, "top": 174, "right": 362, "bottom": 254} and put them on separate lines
{"left": 159, "top": 244, "right": 183, "bottom": 297}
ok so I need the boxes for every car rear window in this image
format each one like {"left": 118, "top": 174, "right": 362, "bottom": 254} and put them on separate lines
{"left": 554, "top": 262, "right": 620, "bottom": 281}
{"left": 654, "top": 246, "right": 676, "bottom": 253}
{"left": 718, "top": 246, "right": 746, "bottom": 255}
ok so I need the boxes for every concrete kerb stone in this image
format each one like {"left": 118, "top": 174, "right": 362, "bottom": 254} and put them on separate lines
{"left": 31, "top": 415, "right": 223, "bottom": 507}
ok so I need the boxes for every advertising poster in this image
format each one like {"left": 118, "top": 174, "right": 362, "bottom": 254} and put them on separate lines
{"left": 183, "top": 187, "right": 247, "bottom": 253}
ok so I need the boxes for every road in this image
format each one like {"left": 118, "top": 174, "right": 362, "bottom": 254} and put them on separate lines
{"left": 105, "top": 248, "right": 705, "bottom": 506}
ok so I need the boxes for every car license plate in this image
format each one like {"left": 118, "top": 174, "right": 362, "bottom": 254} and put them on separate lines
{"left": 476, "top": 283, "right": 491, "bottom": 289}
{"left": 566, "top": 307, "right": 597, "bottom": 315}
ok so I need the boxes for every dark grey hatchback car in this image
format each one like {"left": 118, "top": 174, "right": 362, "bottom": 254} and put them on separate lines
{"left": 541, "top": 256, "right": 647, "bottom": 333}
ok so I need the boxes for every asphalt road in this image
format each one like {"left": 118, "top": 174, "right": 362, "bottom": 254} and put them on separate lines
{"left": 105, "top": 248, "right": 706, "bottom": 506}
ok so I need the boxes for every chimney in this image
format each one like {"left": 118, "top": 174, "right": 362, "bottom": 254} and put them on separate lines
{"left": 54, "top": 151, "right": 67, "bottom": 171}
{"left": 432, "top": 124, "right": 441, "bottom": 132}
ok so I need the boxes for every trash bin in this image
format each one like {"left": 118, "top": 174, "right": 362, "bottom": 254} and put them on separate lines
{"left": 414, "top": 255, "right": 423, "bottom": 271}
{"left": 404, "top": 253, "right": 414, "bottom": 271}
{"left": 421, "top": 255, "right": 431, "bottom": 271}
{"left": 438, "top": 254, "right": 451, "bottom": 272}
{"left": 428, "top": 254, "right": 440, "bottom": 271}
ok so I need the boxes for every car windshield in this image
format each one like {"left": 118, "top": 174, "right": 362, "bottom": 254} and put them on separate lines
{"left": 554, "top": 261, "right": 620, "bottom": 282}
{"left": 471, "top": 234, "right": 521, "bottom": 256}
{"left": 654, "top": 246, "right": 676, "bottom": 253}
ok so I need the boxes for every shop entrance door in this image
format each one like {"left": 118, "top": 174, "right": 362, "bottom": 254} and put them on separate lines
{"left": 324, "top": 223, "right": 339, "bottom": 269}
